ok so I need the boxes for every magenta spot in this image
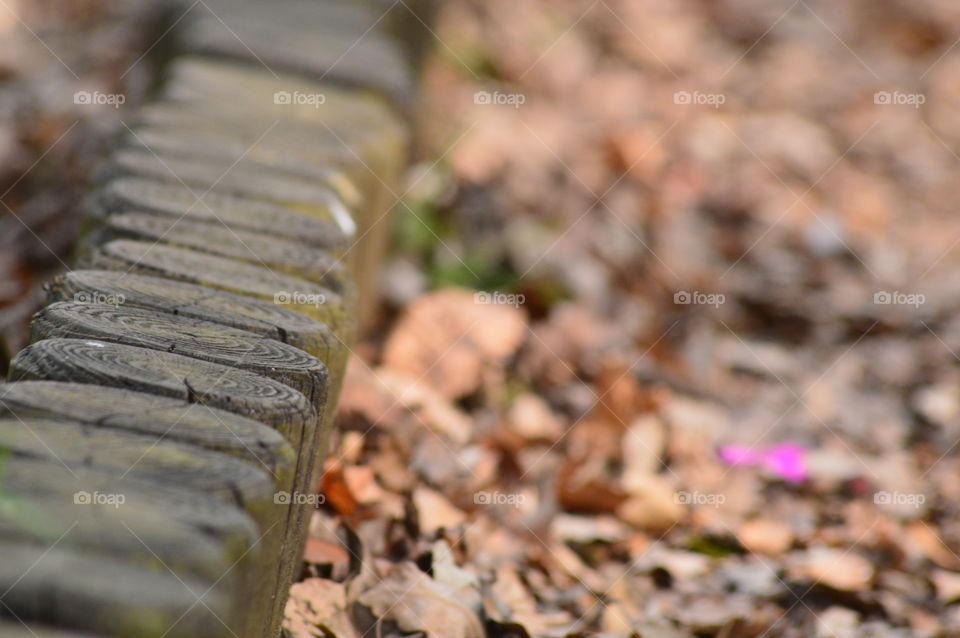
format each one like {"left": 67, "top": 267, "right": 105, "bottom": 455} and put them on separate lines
{"left": 718, "top": 443, "right": 808, "bottom": 483}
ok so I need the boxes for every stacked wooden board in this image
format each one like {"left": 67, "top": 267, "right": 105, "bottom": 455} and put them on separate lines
{"left": 0, "top": 0, "right": 414, "bottom": 636}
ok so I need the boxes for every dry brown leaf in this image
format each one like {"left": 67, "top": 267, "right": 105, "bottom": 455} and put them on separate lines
{"left": 905, "top": 521, "right": 960, "bottom": 570}
{"left": 284, "top": 578, "right": 359, "bottom": 638}
{"left": 931, "top": 569, "right": 960, "bottom": 603}
{"left": 352, "top": 561, "right": 484, "bottom": 638}
{"left": 487, "top": 566, "right": 571, "bottom": 635}
{"left": 320, "top": 461, "right": 359, "bottom": 516}
{"left": 789, "top": 547, "right": 874, "bottom": 591}
{"left": 616, "top": 475, "right": 684, "bottom": 532}
{"left": 304, "top": 538, "right": 350, "bottom": 570}
{"left": 622, "top": 414, "right": 667, "bottom": 489}
{"left": 507, "top": 393, "right": 563, "bottom": 441}
{"left": 414, "top": 486, "right": 467, "bottom": 534}
{"left": 738, "top": 519, "right": 794, "bottom": 556}
{"left": 374, "top": 369, "right": 474, "bottom": 445}
{"left": 383, "top": 288, "right": 526, "bottom": 399}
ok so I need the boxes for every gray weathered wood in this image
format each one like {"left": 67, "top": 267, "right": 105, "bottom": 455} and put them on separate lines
{"left": 0, "top": 380, "right": 296, "bottom": 478}
{"left": 8, "top": 338, "right": 316, "bottom": 436}
{"left": 98, "top": 148, "right": 362, "bottom": 213}
{"left": 0, "top": 620, "right": 108, "bottom": 637}
{"left": 89, "top": 177, "right": 349, "bottom": 249}
{"left": 0, "top": 463, "right": 253, "bottom": 583}
{"left": 0, "top": 541, "right": 233, "bottom": 638}
{"left": 48, "top": 270, "right": 339, "bottom": 363}
{"left": 176, "top": 1, "right": 414, "bottom": 104}
{"left": 31, "top": 301, "right": 329, "bottom": 409}
{"left": 98, "top": 211, "right": 350, "bottom": 293}
{"left": 27, "top": 302, "right": 331, "bottom": 619}
{"left": 0, "top": 420, "right": 275, "bottom": 634}
{"left": 7, "top": 340, "right": 318, "bottom": 636}
{"left": 0, "top": 417, "right": 274, "bottom": 519}
{"left": 81, "top": 240, "right": 352, "bottom": 338}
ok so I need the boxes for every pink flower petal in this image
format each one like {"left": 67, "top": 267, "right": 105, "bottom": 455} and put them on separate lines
{"left": 718, "top": 443, "right": 808, "bottom": 483}
{"left": 718, "top": 444, "right": 763, "bottom": 466}
{"left": 762, "top": 444, "right": 807, "bottom": 483}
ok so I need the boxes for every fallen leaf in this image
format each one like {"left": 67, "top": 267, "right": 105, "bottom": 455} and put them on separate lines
{"left": 789, "top": 547, "right": 874, "bottom": 591}
{"left": 383, "top": 288, "right": 526, "bottom": 399}
{"left": 414, "top": 486, "right": 467, "bottom": 534}
{"left": 507, "top": 393, "right": 563, "bottom": 441}
{"left": 906, "top": 521, "right": 960, "bottom": 570}
{"left": 320, "top": 461, "right": 359, "bottom": 516}
{"left": 303, "top": 538, "right": 350, "bottom": 571}
{"left": 616, "top": 475, "right": 684, "bottom": 532}
{"left": 284, "top": 578, "right": 359, "bottom": 638}
{"left": 931, "top": 569, "right": 960, "bottom": 603}
{"left": 738, "top": 519, "right": 794, "bottom": 556}
{"left": 352, "top": 561, "right": 484, "bottom": 638}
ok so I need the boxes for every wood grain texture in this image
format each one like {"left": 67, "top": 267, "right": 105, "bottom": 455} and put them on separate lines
{"left": 0, "top": 417, "right": 275, "bottom": 517}
{"left": 0, "top": 621, "right": 108, "bottom": 638}
{"left": 98, "top": 147, "right": 362, "bottom": 214}
{"left": 0, "top": 418, "right": 280, "bottom": 634}
{"left": 0, "top": 381, "right": 296, "bottom": 478}
{"left": 0, "top": 463, "right": 254, "bottom": 583}
{"left": 31, "top": 301, "right": 329, "bottom": 409}
{"left": 99, "top": 211, "right": 350, "bottom": 293}
{"left": 8, "top": 338, "right": 316, "bottom": 436}
{"left": 89, "top": 177, "right": 348, "bottom": 249}
{"left": 0, "top": 540, "right": 234, "bottom": 638}
{"left": 6, "top": 339, "right": 318, "bottom": 636}
{"left": 49, "top": 270, "right": 339, "bottom": 363}
{"left": 47, "top": 270, "right": 347, "bottom": 457}
{"left": 80, "top": 240, "right": 352, "bottom": 344}
{"left": 27, "top": 302, "right": 331, "bottom": 624}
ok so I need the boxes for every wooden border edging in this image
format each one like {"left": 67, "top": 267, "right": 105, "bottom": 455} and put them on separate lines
{"left": 0, "top": 0, "right": 419, "bottom": 636}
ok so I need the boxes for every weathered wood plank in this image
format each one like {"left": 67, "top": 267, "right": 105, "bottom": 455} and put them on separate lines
{"left": 97, "top": 211, "right": 350, "bottom": 293}
{"left": 176, "top": 0, "right": 414, "bottom": 104}
{"left": 81, "top": 241, "right": 352, "bottom": 340}
{"left": 46, "top": 270, "right": 345, "bottom": 477}
{"left": 6, "top": 340, "right": 318, "bottom": 636}
{"left": 27, "top": 302, "right": 331, "bottom": 627}
{"left": 0, "top": 417, "right": 279, "bottom": 634}
{"left": 0, "top": 463, "right": 254, "bottom": 583}
{"left": 49, "top": 270, "right": 339, "bottom": 363}
{"left": 0, "top": 380, "right": 296, "bottom": 478}
{"left": 31, "top": 301, "right": 329, "bottom": 409}
{"left": 88, "top": 177, "right": 349, "bottom": 249}
{"left": 0, "top": 541, "right": 234, "bottom": 638}
{"left": 98, "top": 148, "right": 362, "bottom": 216}
{"left": 0, "top": 620, "right": 107, "bottom": 637}
{"left": 8, "top": 338, "right": 316, "bottom": 436}
{"left": 0, "top": 417, "right": 275, "bottom": 520}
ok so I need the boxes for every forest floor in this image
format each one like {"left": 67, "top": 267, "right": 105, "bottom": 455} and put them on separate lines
{"left": 286, "top": 1, "right": 960, "bottom": 637}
